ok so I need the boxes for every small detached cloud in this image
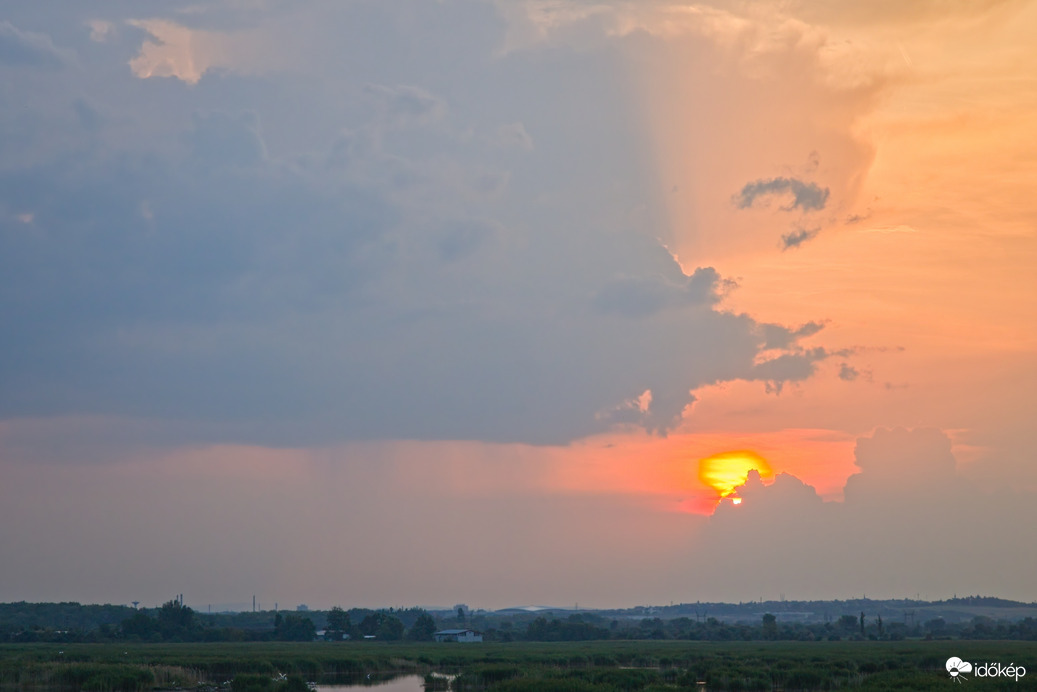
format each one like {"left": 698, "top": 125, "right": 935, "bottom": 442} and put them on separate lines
{"left": 838, "top": 362, "right": 859, "bottom": 381}
{"left": 781, "top": 226, "right": 820, "bottom": 250}
{"left": 734, "top": 176, "right": 830, "bottom": 212}
{"left": 0, "top": 21, "right": 73, "bottom": 69}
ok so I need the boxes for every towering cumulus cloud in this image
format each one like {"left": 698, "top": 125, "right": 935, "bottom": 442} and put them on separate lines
{"left": 0, "top": 0, "right": 1034, "bottom": 609}
{"left": 0, "top": 4, "right": 832, "bottom": 450}
{"left": 695, "top": 428, "right": 1037, "bottom": 599}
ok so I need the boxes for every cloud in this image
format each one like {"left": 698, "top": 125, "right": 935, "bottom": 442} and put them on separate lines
{"left": 72, "top": 98, "right": 104, "bottom": 132}
{"left": 126, "top": 18, "right": 276, "bottom": 84}
{"left": 127, "top": 19, "right": 214, "bottom": 84}
{"left": 751, "top": 347, "right": 831, "bottom": 393}
{"left": 87, "top": 20, "right": 115, "bottom": 44}
{"left": 695, "top": 428, "right": 1037, "bottom": 600}
{"left": 0, "top": 123, "right": 822, "bottom": 445}
{"left": 735, "top": 176, "right": 830, "bottom": 211}
{"left": 496, "top": 122, "right": 533, "bottom": 151}
{"left": 363, "top": 84, "right": 446, "bottom": 128}
{"left": 781, "top": 226, "right": 820, "bottom": 250}
{"left": 0, "top": 1, "right": 836, "bottom": 449}
{"left": 844, "top": 426, "right": 958, "bottom": 502}
{"left": 434, "top": 217, "right": 503, "bottom": 262}
{"left": 0, "top": 21, "right": 72, "bottom": 69}
{"left": 189, "top": 111, "right": 267, "bottom": 167}
{"left": 760, "top": 321, "right": 825, "bottom": 350}
{"left": 593, "top": 266, "right": 726, "bottom": 318}
{"left": 838, "top": 363, "right": 859, "bottom": 381}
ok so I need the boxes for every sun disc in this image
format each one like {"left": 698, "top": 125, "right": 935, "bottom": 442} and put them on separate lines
{"left": 698, "top": 450, "right": 773, "bottom": 497}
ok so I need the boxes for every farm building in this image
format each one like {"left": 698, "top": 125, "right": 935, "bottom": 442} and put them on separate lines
{"left": 433, "top": 628, "right": 483, "bottom": 643}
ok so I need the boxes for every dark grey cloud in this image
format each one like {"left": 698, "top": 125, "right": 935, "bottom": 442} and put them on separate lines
{"left": 751, "top": 347, "right": 830, "bottom": 393}
{"left": 781, "top": 226, "right": 819, "bottom": 249}
{"left": 0, "top": 123, "right": 820, "bottom": 446}
{"left": 760, "top": 320, "right": 825, "bottom": 349}
{"left": 0, "top": 3, "right": 834, "bottom": 449}
{"left": 735, "top": 176, "right": 830, "bottom": 211}
{"left": 838, "top": 362, "right": 859, "bottom": 381}
{"left": 0, "top": 21, "right": 72, "bottom": 69}
{"left": 593, "top": 266, "right": 724, "bottom": 318}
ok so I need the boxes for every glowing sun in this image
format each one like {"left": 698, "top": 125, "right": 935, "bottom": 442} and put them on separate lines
{"left": 698, "top": 450, "right": 774, "bottom": 499}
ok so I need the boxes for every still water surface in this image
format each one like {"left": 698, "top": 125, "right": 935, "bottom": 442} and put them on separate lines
{"left": 315, "top": 673, "right": 449, "bottom": 691}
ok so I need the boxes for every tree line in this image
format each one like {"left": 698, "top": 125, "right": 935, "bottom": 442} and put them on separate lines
{"left": 5, "top": 600, "right": 1037, "bottom": 643}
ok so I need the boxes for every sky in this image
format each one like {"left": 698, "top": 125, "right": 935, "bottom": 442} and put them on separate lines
{"left": 1, "top": 0, "right": 1036, "bottom": 611}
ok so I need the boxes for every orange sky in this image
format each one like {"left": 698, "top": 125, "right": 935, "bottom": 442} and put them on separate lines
{"left": 597, "top": 0, "right": 1037, "bottom": 499}
{"left": 415, "top": 0, "right": 1037, "bottom": 521}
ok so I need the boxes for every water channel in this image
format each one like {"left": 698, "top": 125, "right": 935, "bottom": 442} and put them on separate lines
{"left": 314, "top": 672, "right": 452, "bottom": 691}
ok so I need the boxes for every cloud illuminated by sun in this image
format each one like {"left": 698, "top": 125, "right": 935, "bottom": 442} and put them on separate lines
{"left": 698, "top": 450, "right": 773, "bottom": 499}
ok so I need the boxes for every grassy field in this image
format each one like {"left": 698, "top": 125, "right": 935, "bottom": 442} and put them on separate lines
{"left": 2, "top": 640, "right": 1036, "bottom": 691}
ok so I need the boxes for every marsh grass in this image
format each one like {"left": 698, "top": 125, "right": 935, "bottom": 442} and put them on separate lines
{"left": 2, "top": 640, "right": 1036, "bottom": 690}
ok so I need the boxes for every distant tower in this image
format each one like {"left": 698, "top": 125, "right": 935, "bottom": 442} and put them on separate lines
{"left": 132, "top": 601, "right": 140, "bottom": 610}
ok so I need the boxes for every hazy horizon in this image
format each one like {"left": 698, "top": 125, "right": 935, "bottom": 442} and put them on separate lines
{"left": 2, "top": 1, "right": 1036, "bottom": 611}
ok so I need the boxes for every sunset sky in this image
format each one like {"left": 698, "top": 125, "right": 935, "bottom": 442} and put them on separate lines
{"left": 1, "top": 0, "right": 1036, "bottom": 611}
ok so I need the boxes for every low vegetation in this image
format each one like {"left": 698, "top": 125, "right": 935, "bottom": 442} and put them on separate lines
{"left": 2, "top": 640, "right": 1037, "bottom": 691}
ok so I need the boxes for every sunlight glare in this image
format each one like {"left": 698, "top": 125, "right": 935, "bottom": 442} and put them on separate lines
{"left": 698, "top": 450, "right": 774, "bottom": 498}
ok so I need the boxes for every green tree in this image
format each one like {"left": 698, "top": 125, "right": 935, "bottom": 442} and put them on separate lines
{"left": 358, "top": 612, "right": 404, "bottom": 640}
{"left": 408, "top": 612, "right": 437, "bottom": 641}
{"left": 157, "top": 599, "right": 195, "bottom": 639}
{"left": 121, "top": 611, "right": 157, "bottom": 640}
{"left": 275, "top": 614, "right": 316, "bottom": 641}
{"left": 378, "top": 614, "right": 405, "bottom": 641}
{"left": 762, "top": 613, "right": 778, "bottom": 640}
{"left": 358, "top": 613, "right": 380, "bottom": 637}
{"left": 326, "top": 607, "right": 351, "bottom": 640}
{"left": 837, "top": 615, "right": 858, "bottom": 632}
